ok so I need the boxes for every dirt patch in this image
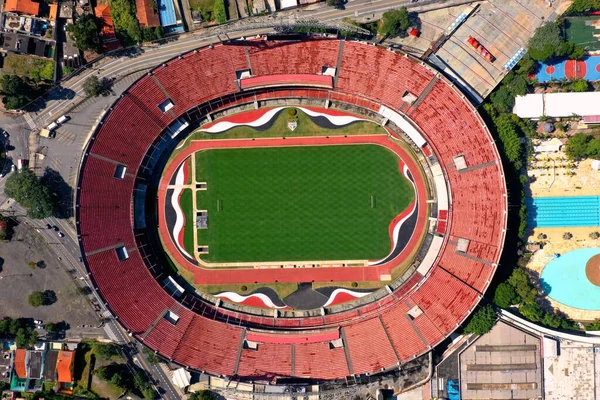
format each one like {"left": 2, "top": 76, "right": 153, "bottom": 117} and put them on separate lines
{"left": 586, "top": 254, "right": 600, "bottom": 286}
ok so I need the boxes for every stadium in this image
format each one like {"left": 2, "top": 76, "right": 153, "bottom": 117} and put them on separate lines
{"left": 76, "top": 37, "right": 507, "bottom": 383}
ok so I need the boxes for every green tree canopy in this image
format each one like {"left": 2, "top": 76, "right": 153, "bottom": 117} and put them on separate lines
{"left": 4, "top": 168, "right": 54, "bottom": 219}
{"left": 528, "top": 22, "right": 567, "bottom": 61}
{"left": 189, "top": 391, "right": 216, "bottom": 400}
{"left": 378, "top": 7, "right": 410, "bottom": 37}
{"left": 494, "top": 282, "right": 519, "bottom": 308}
{"left": 519, "top": 302, "right": 544, "bottom": 322}
{"left": 69, "top": 14, "right": 102, "bottom": 52}
{"left": 110, "top": 0, "right": 142, "bottom": 45}
{"left": 464, "top": 305, "right": 497, "bottom": 335}
{"left": 565, "top": 133, "right": 600, "bottom": 159}
{"left": 0, "top": 74, "right": 38, "bottom": 110}
{"left": 571, "top": 78, "right": 589, "bottom": 92}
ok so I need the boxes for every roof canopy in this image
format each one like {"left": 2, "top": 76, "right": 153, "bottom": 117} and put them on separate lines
{"left": 514, "top": 92, "right": 600, "bottom": 119}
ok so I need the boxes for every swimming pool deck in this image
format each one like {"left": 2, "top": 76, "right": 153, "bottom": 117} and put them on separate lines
{"left": 527, "top": 237, "right": 600, "bottom": 320}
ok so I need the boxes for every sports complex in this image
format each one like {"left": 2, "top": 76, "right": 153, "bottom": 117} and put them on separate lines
{"left": 76, "top": 37, "right": 507, "bottom": 382}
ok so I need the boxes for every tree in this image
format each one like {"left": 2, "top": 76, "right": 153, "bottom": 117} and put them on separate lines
{"left": 378, "top": 7, "right": 410, "bottom": 37}
{"left": 494, "top": 282, "right": 519, "bottom": 308}
{"left": 28, "top": 291, "right": 46, "bottom": 307}
{"left": 189, "top": 391, "right": 216, "bottom": 400}
{"left": 571, "top": 79, "right": 588, "bottom": 92}
{"left": 541, "top": 312, "right": 562, "bottom": 328}
{"left": 590, "top": 232, "right": 600, "bottom": 239}
{"left": 528, "top": 22, "right": 568, "bottom": 61}
{"left": 565, "top": 133, "right": 595, "bottom": 159}
{"left": 83, "top": 75, "right": 101, "bottom": 97}
{"left": 213, "top": 0, "right": 227, "bottom": 24}
{"left": 490, "top": 86, "right": 515, "bottom": 114}
{"left": 519, "top": 302, "right": 544, "bottom": 322}
{"left": 142, "top": 347, "right": 161, "bottom": 365}
{"left": 508, "top": 268, "right": 537, "bottom": 304}
{"left": 111, "top": 372, "right": 126, "bottom": 388}
{"left": 494, "top": 114, "right": 524, "bottom": 169}
{"left": 326, "top": 0, "right": 344, "bottom": 8}
{"left": 571, "top": 44, "right": 586, "bottom": 60}
{"left": 94, "top": 343, "right": 120, "bottom": 359}
{"left": 563, "top": 232, "right": 573, "bottom": 240}
{"left": 69, "top": 14, "right": 102, "bottom": 52}
{"left": 0, "top": 75, "right": 38, "bottom": 110}
{"left": 464, "top": 305, "right": 497, "bottom": 335}
{"left": 4, "top": 169, "right": 54, "bottom": 219}
{"left": 83, "top": 75, "right": 112, "bottom": 97}
{"left": 110, "top": 0, "right": 142, "bottom": 45}
{"left": 44, "top": 322, "right": 59, "bottom": 333}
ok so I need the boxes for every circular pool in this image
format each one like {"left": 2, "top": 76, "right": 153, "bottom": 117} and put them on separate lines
{"left": 541, "top": 248, "right": 600, "bottom": 310}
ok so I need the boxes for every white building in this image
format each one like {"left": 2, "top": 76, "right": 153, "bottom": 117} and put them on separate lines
{"left": 513, "top": 92, "right": 600, "bottom": 123}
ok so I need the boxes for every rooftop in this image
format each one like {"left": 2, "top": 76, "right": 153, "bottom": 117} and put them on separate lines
{"left": 56, "top": 351, "right": 73, "bottom": 383}
{"left": 514, "top": 92, "right": 600, "bottom": 119}
{"left": 4, "top": 0, "right": 40, "bottom": 16}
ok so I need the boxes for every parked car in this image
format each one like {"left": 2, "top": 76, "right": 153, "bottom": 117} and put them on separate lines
{"left": 52, "top": 225, "right": 59, "bottom": 231}
{"left": 34, "top": 319, "right": 43, "bottom": 325}
{"left": 57, "top": 231, "right": 64, "bottom": 238}
{"left": 2, "top": 130, "right": 8, "bottom": 138}
{"left": 45, "top": 224, "right": 52, "bottom": 229}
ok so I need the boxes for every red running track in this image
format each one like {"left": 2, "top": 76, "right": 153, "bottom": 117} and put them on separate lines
{"left": 159, "top": 134, "right": 428, "bottom": 285}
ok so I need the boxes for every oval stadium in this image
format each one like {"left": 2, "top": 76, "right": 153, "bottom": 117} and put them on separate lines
{"left": 76, "top": 37, "right": 507, "bottom": 383}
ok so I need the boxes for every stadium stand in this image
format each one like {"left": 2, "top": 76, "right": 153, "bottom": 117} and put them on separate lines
{"left": 77, "top": 38, "right": 507, "bottom": 382}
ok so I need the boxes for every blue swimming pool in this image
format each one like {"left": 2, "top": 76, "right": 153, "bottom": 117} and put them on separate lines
{"left": 526, "top": 196, "right": 600, "bottom": 228}
{"left": 541, "top": 248, "right": 600, "bottom": 310}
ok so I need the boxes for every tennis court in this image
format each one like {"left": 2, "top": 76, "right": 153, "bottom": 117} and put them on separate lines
{"left": 565, "top": 16, "right": 600, "bottom": 51}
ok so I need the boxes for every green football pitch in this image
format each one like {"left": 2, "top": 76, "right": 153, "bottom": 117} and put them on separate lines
{"left": 565, "top": 17, "right": 600, "bottom": 51}
{"left": 194, "top": 144, "right": 415, "bottom": 263}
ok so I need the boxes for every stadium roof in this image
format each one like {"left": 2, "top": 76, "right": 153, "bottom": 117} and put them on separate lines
{"left": 514, "top": 92, "right": 600, "bottom": 119}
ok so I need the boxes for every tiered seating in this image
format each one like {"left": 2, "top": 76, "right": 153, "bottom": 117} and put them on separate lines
{"left": 173, "top": 315, "right": 243, "bottom": 376}
{"left": 343, "top": 318, "right": 398, "bottom": 374}
{"left": 79, "top": 157, "right": 136, "bottom": 252}
{"left": 410, "top": 267, "right": 480, "bottom": 334}
{"left": 380, "top": 303, "right": 427, "bottom": 361}
{"left": 143, "top": 309, "right": 194, "bottom": 359}
{"left": 247, "top": 40, "right": 340, "bottom": 76}
{"left": 246, "top": 329, "right": 339, "bottom": 344}
{"left": 295, "top": 342, "right": 349, "bottom": 379}
{"left": 90, "top": 96, "right": 162, "bottom": 169}
{"left": 86, "top": 251, "right": 171, "bottom": 334}
{"left": 153, "top": 45, "right": 247, "bottom": 114}
{"left": 240, "top": 74, "right": 332, "bottom": 90}
{"left": 438, "top": 242, "right": 492, "bottom": 293}
{"left": 410, "top": 81, "right": 496, "bottom": 168}
{"left": 127, "top": 75, "right": 177, "bottom": 127}
{"left": 337, "top": 42, "right": 434, "bottom": 109}
{"left": 446, "top": 165, "right": 506, "bottom": 245}
{"left": 238, "top": 343, "right": 293, "bottom": 379}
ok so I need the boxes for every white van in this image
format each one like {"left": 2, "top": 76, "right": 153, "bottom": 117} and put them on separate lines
{"left": 47, "top": 122, "right": 59, "bottom": 131}
{"left": 56, "top": 115, "right": 70, "bottom": 124}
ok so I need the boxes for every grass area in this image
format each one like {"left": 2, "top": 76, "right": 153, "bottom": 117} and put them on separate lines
{"left": 565, "top": 16, "right": 600, "bottom": 51}
{"left": 73, "top": 341, "right": 126, "bottom": 400}
{"left": 311, "top": 280, "right": 388, "bottom": 290}
{"left": 179, "top": 189, "right": 195, "bottom": 256}
{"left": 194, "top": 144, "right": 414, "bottom": 263}
{"left": 190, "top": 0, "right": 215, "bottom": 21}
{"left": 195, "top": 282, "right": 299, "bottom": 298}
{"left": 3, "top": 54, "right": 54, "bottom": 81}
{"left": 171, "top": 108, "right": 386, "bottom": 159}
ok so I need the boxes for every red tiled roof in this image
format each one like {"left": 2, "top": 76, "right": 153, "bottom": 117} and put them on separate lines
{"left": 56, "top": 351, "right": 74, "bottom": 383}
{"left": 94, "top": 5, "right": 121, "bottom": 51}
{"left": 49, "top": 2, "right": 58, "bottom": 19}
{"left": 14, "top": 349, "right": 26, "bottom": 378}
{"left": 4, "top": 0, "right": 39, "bottom": 15}
{"left": 135, "top": 0, "right": 160, "bottom": 28}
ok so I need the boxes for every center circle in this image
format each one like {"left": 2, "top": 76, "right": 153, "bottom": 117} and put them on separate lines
{"left": 586, "top": 254, "right": 600, "bottom": 286}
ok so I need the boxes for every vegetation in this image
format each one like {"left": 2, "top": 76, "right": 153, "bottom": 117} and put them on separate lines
{"left": 213, "top": 0, "right": 227, "bottom": 24}
{"left": 571, "top": 78, "right": 589, "bottom": 92}
{"left": 0, "top": 317, "right": 39, "bottom": 348}
{"left": 3, "top": 54, "right": 54, "bottom": 81}
{"left": 493, "top": 282, "right": 518, "bottom": 308}
{"left": 0, "top": 74, "right": 41, "bottom": 110}
{"left": 142, "top": 26, "right": 165, "bottom": 42}
{"left": 28, "top": 290, "right": 56, "bottom": 307}
{"left": 528, "top": 21, "right": 584, "bottom": 61}
{"left": 326, "top": 0, "right": 344, "bottom": 8}
{"left": 566, "top": 0, "right": 600, "bottom": 14}
{"left": 189, "top": 391, "right": 217, "bottom": 400}
{"left": 190, "top": 0, "right": 215, "bottom": 22}
{"left": 142, "top": 347, "right": 161, "bottom": 364}
{"left": 4, "top": 168, "right": 54, "bottom": 219}
{"left": 195, "top": 145, "right": 414, "bottom": 263}
{"left": 109, "top": 0, "right": 142, "bottom": 45}
{"left": 0, "top": 214, "right": 7, "bottom": 241}
{"left": 83, "top": 75, "right": 112, "bottom": 97}
{"left": 378, "top": 7, "right": 410, "bottom": 37}
{"left": 93, "top": 342, "right": 121, "bottom": 359}
{"left": 68, "top": 14, "right": 102, "bottom": 52}
{"left": 565, "top": 133, "right": 600, "bottom": 159}
{"left": 463, "top": 305, "right": 497, "bottom": 335}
